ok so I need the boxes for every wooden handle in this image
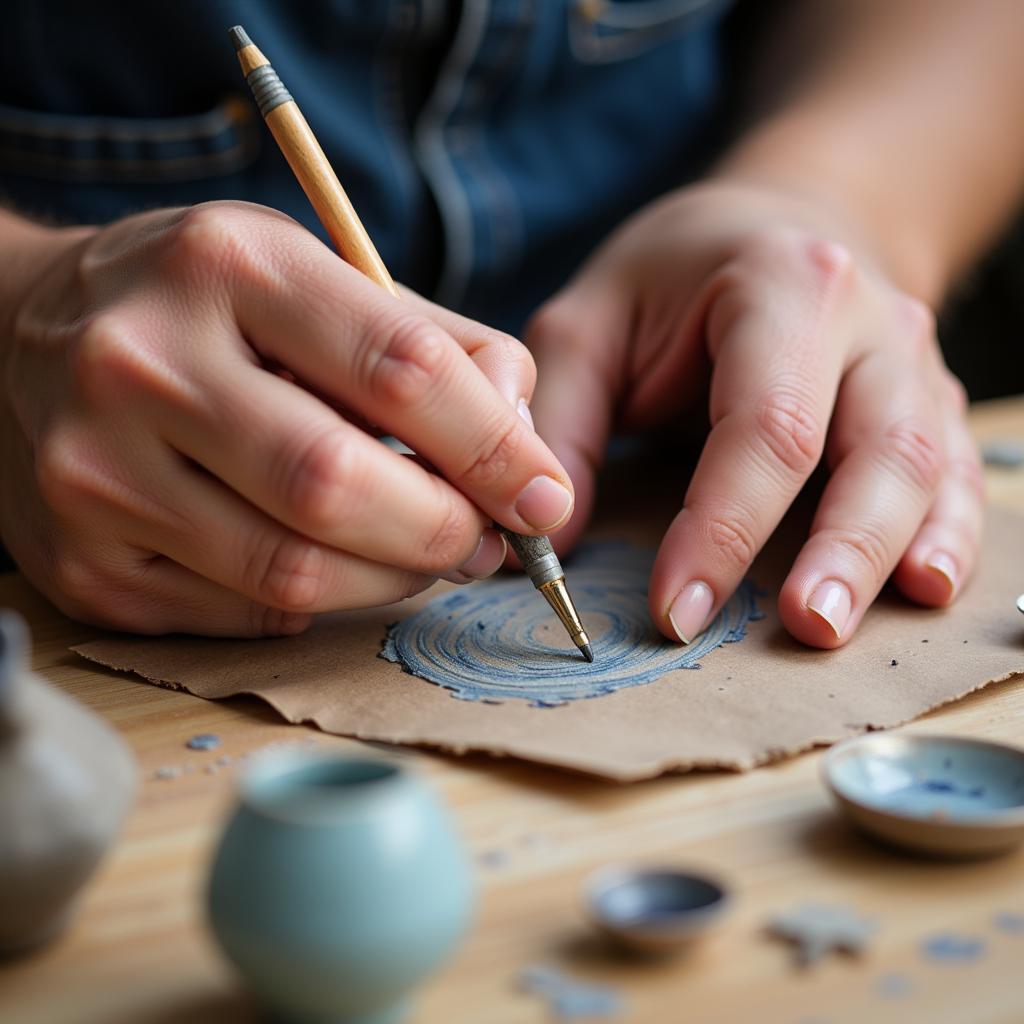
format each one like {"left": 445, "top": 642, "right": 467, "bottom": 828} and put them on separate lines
{"left": 264, "top": 103, "right": 399, "bottom": 296}
{"left": 235, "top": 35, "right": 399, "bottom": 297}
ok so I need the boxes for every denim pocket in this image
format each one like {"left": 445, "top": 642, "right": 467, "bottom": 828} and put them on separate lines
{"left": 569, "top": 0, "right": 731, "bottom": 63}
{"left": 0, "top": 95, "right": 259, "bottom": 183}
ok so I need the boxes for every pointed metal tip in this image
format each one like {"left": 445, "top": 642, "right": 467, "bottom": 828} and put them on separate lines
{"left": 228, "top": 25, "right": 252, "bottom": 51}
{"left": 581, "top": 643, "right": 594, "bottom": 663}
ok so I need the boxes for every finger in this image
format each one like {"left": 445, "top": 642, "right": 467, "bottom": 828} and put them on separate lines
{"left": 232, "top": 249, "right": 573, "bottom": 535}
{"left": 892, "top": 374, "right": 985, "bottom": 606}
{"left": 525, "top": 279, "right": 632, "bottom": 554}
{"left": 158, "top": 358, "right": 505, "bottom": 579}
{"left": 398, "top": 288, "right": 537, "bottom": 412}
{"left": 123, "top": 452, "right": 441, "bottom": 614}
{"left": 648, "top": 237, "right": 851, "bottom": 643}
{"left": 115, "top": 558, "right": 314, "bottom": 637}
{"left": 778, "top": 343, "right": 945, "bottom": 647}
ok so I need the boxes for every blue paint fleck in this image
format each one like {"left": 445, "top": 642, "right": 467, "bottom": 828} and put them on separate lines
{"left": 875, "top": 973, "right": 913, "bottom": 999}
{"left": 920, "top": 780, "right": 956, "bottom": 793}
{"left": 186, "top": 733, "right": 221, "bottom": 751}
{"left": 478, "top": 848, "right": 510, "bottom": 869}
{"left": 381, "top": 542, "right": 762, "bottom": 707}
{"left": 994, "top": 911, "right": 1024, "bottom": 935}
{"left": 921, "top": 933, "right": 986, "bottom": 962}
{"left": 517, "top": 964, "right": 622, "bottom": 1020}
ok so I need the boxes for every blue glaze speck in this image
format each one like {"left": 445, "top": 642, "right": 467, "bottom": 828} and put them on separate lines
{"left": 921, "top": 933, "right": 986, "bottom": 962}
{"left": 994, "top": 911, "right": 1024, "bottom": 935}
{"left": 875, "top": 973, "right": 913, "bottom": 999}
{"left": 518, "top": 964, "right": 622, "bottom": 1021}
{"left": 381, "top": 543, "right": 761, "bottom": 707}
{"left": 186, "top": 733, "right": 222, "bottom": 751}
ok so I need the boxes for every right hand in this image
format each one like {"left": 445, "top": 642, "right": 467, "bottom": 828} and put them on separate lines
{"left": 0, "top": 201, "right": 574, "bottom": 636}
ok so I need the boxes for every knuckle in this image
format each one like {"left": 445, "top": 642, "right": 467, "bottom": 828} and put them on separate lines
{"left": 754, "top": 389, "right": 824, "bottom": 478}
{"left": 459, "top": 417, "right": 523, "bottom": 489}
{"left": 804, "top": 237, "right": 855, "bottom": 285}
{"left": 824, "top": 523, "right": 891, "bottom": 582}
{"left": 159, "top": 203, "right": 252, "bottom": 283}
{"left": 898, "top": 294, "right": 937, "bottom": 340}
{"left": 703, "top": 510, "right": 758, "bottom": 570}
{"left": 735, "top": 228, "right": 856, "bottom": 310}
{"left": 73, "top": 314, "right": 142, "bottom": 398}
{"left": 497, "top": 332, "right": 537, "bottom": 388}
{"left": 250, "top": 534, "right": 328, "bottom": 612}
{"left": 280, "top": 429, "right": 357, "bottom": 532}
{"left": 417, "top": 482, "right": 475, "bottom": 572}
{"left": 363, "top": 314, "right": 450, "bottom": 407}
{"left": 35, "top": 429, "right": 91, "bottom": 508}
{"left": 881, "top": 418, "right": 944, "bottom": 494}
{"left": 944, "top": 372, "right": 969, "bottom": 414}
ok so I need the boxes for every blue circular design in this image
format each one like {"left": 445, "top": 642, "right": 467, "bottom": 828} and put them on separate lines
{"left": 382, "top": 543, "right": 761, "bottom": 707}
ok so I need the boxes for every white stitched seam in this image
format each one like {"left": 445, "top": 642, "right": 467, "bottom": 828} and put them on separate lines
{"left": 413, "top": 0, "right": 491, "bottom": 308}
{"left": 0, "top": 99, "right": 239, "bottom": 141}
{"left": 454, "top": 1, "right": 532, "bottom": 281}
{"left": 372, "top": 0, "right": 419, "bottom": 280}
{"left": 569, "top": 0, "right": 728, "bottom": 64}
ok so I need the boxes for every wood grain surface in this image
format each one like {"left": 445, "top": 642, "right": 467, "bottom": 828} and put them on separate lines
{"left": 1, "top": 396, "right": 1023, "bottom": 1024}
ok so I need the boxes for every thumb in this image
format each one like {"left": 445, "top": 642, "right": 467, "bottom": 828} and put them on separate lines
{"left": 524, "top": 278, "right": 631, "bottom": 555}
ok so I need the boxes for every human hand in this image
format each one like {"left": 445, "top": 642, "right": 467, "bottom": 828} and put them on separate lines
{"left": 0, "top": 202, "right": 573, "bottom": 635}
{"left": 527, "top": 181, "right": 982, "bottom": 648}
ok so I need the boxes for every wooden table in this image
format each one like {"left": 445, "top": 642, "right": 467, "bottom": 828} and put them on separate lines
{"left": 2, "top": 397, "right": 1024, "bottom": 1024}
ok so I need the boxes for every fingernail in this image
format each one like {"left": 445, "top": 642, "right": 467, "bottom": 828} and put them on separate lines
{"left": 447, "top": 530, "right": 508, "bottom": 583}
{"left": 807, "top": 579, "right": 852, "bottom": 640}
{"left": 925, "top": 550, "right": 958, "bottom": 598}
{"left": 668, "top": 581, "right": 714, "bottom": 644}
{"left": 517, "top": 397, "right": 534, "bottom": 431}
{"left": 515, "top": 476, "right": 573, "bottom": 532}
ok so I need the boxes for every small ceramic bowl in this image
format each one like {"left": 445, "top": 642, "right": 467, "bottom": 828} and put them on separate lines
{"left": 582, "top": 865, "right": 730, "bottom": 953}
{"left": 823, "top": 733, "right": 1024, "bottom": 857}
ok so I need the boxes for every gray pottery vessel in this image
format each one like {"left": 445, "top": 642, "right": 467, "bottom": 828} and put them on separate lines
{"left": 0, "top": 610, "right": 136, "bottom": 955}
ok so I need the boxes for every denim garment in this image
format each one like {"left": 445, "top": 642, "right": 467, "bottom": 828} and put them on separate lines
{"left": 0, "top": 0, "right": 731, "bottom": 335}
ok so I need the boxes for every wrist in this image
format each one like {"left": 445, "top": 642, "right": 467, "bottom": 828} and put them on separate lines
{"left": 713, "top": 114, "right": 947, "bottom": 304}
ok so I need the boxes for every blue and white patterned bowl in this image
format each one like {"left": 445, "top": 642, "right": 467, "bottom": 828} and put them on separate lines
{"left": 823, "top": 733, "right": 1024, "bottom": 857}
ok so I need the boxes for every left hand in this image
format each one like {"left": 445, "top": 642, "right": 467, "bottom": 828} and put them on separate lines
{"left": 526, "top": 180, "right": 984, "bottom": 648}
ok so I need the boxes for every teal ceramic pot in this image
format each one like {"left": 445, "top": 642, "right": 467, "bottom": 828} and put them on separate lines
{"left": 207, "top": 751, "right": 473, "bottom": 1024}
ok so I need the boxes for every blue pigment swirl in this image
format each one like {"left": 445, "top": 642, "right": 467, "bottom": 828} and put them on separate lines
{"left": 381, "top": 542, "right": 762, "bottom": 708}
